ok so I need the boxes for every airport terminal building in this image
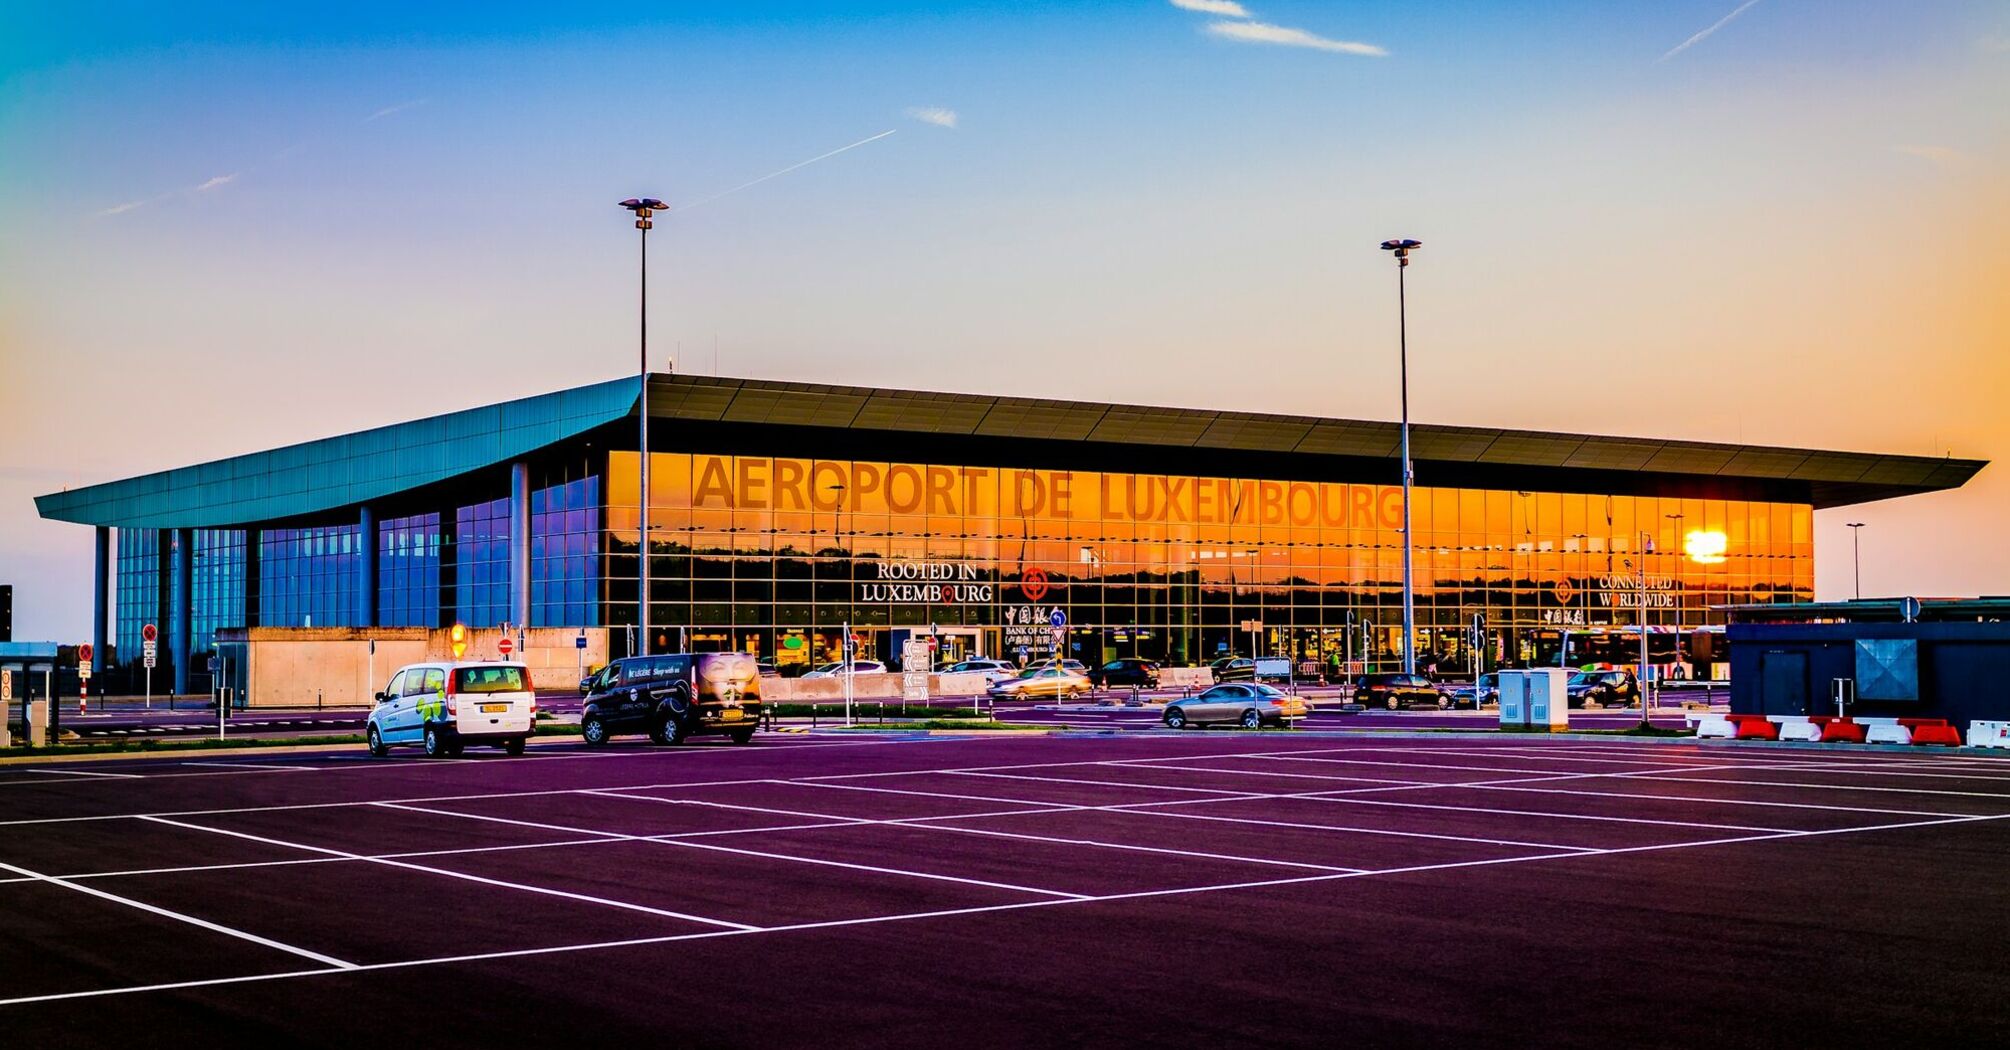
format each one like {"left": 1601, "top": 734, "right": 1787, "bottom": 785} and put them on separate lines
{"left": 36, "top": 375, "right": 1986, "bottom": 692}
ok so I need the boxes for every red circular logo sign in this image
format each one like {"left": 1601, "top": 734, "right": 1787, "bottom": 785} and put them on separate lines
{"left": 1553, "top": 579, "right": 1577, "bottom": 605}
{"left": 1021, "top": 567, "right": 1051, "bottom": 602}
{"left": 497, "top": 637, "right": 515, "bottom": 656}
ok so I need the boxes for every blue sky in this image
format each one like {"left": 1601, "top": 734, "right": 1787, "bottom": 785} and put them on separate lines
{"left": 2, "top": 2, "right": 2006, "bottom": 639}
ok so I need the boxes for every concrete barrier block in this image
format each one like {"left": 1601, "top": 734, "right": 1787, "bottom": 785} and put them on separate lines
{"left": 1864, "top": 724, "right": 1913, "bottom": 745}
{"left": 1777, "top": 721, "right": 1822, "bottom": 742}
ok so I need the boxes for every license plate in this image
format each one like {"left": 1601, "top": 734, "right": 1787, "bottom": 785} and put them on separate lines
{"left": 481, "top": 703, "right": 509, "bottom": 714}
{"left": 720, "top": 709, "right": 744, "bottom": 722}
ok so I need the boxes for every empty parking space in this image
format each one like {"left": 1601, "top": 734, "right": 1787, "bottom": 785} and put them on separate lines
{"left": 1, "top": 732, "right": 2005, "bottom": 1047}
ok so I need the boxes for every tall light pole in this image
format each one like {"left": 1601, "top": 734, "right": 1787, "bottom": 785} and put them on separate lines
{"left": 1380, "top": 239, "right": 1421, "bottom": 676}
{"left": 1665, "top": 512, "right": 1685, "bottom": 668}
{"left": 620, "top": 197, "right": 665, "bottom": 656}
{"left": 1846, "top": 522, "right": 1866, "bottom": 599}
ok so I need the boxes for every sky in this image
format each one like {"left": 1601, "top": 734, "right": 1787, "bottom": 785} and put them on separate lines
{"left": 1, "top": 1, "right": 2006, "bottom": 641}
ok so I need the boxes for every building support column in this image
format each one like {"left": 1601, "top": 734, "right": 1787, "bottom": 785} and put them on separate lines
{"left": 171, "top": 527, "right": 193, "bottom": 696}
{"left": 92, "top": 526, "right": 109, "bottom": 674}
{"left": 510, "top": 463, "right": 531, "bottom": 629}
{"left": 243, "top": 529, "right": 261, "bottom": 628}
{"left": 358, "top": 505, "right": 377, "bottom": 627}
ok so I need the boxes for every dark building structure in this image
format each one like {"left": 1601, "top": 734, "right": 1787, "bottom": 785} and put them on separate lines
{"left": 0, "top": 584, "right": 11, "bottom": 642}
{"left": 34, "top": 375, "right": 1987, "bottom": 694}
{"left": 1725, "top": 599, "right": 2010, "bottom": 728}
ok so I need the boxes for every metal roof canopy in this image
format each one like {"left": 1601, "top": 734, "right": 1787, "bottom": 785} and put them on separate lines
{"left": 36, "top": 373, "right": 1987, "bottom": 529}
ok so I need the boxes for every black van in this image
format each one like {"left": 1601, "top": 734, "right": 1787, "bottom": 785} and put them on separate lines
{"left": 579, "top": 652, "right": 764, "bottom": 746}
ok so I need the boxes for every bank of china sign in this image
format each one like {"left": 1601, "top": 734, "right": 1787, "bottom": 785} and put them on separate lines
{"left": 859, "top": 562, "right": 996, "bottom": 604}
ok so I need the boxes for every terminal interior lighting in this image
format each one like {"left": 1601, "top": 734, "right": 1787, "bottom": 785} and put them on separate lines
{"left": 1683, "top": 530, "right": 1728, "bottom": 564}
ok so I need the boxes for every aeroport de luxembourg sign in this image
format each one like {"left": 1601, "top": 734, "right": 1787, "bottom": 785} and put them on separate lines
{"left": 683, "top": 456, "right": 1409, "bottom": 531}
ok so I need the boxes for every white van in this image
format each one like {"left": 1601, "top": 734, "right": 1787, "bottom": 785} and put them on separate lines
{"left": 367, "top": 661, "right": 538, "bottom": 758}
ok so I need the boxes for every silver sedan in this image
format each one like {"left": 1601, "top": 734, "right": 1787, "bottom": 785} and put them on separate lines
{"left": 1162, "top": 684, "right": 1308, "bottom": 730}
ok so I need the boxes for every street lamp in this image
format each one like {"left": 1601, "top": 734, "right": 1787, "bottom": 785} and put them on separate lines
{"left": 619, "top": 197, "right": 665, "bottom": 656}
{"left": 1379, "top": 238, "right": 1421, "bottom": 676}
{"left": 1846, "top": 522, "right": 1866, "bottom": 599}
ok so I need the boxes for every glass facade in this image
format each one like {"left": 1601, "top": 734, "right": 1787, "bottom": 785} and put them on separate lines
{"left": 189, "top": 529, "right": 246, "bottom": 649}
{"left": 455, "top": 498, "right": 511, "bottom": 627}
{"left": 532, "top": 476, "right": 600, "bottom": 627}
{"left": 259, "top": 524, "right": 361, "bottom": 628}
{"left": 379, "top": 512, "right": 443, "bottom": 627}
{"left": 115, "top": 527, "right": 161, "bottom": 664}
{"left": 606, "top": 452, "right": 1813, "bottom": 671}
{"left": 104, "top": 445, "right": 1814, "bottom": 677}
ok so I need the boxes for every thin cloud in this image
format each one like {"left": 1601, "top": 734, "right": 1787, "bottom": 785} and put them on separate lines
{"left": 1660, "top": 0, "right": 1765, "bottom": 62}
{"left": 1205, "top": 19, "right": 1387, "bottom": 57}
{"left": 366, "top": 98, "right": 428, "bottom": 122}
{"left": 97, "top": 200, "right": 147, "bottom": 217}
{"left": 1170, "top": 0, "right": 1249, "bottom": 16}
{"left": 195, "top": 173, "right": 238, "bottom": 192}
{"left": 1893, "top": 144, "right": 1965, "bottom": 170}
{"left": 905, "top": 106, "right": 958, "bottom": 129}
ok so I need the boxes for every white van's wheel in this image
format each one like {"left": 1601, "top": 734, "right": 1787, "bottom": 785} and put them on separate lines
{"left": 367, "top": 725, "right": 388, "bottom": 758}
{"left": 423, "top": 726, "right": 446, "bottom": 757}
{"left": 505, "top": 737, "right": 526, "bottom": 756}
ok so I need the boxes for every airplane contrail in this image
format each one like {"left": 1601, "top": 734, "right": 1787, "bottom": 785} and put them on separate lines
{"left": 1660, "top": 0, "right": 1763, "bottom": 62}
{"left": 678, "top": 129, "right": 898, "bottom": 211}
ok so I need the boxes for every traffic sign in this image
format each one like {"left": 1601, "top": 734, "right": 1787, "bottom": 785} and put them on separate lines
{"left": 78, "top": 643, "right": 93, "bottom": 663}
{"left": 575, "top": 632, "right": 588, "bottom": 650}
{"left": 143, "top": 638, "right": 158, "bottom": 670}
{"left": 142, "top": 623, "right": 157, "bottom": 643}
{"left": 497, "top": 636, "right": 515, "bottom": 657}
{"left": 1900, "top": 596, "right": 1921, "bottom": 624}
{"left": 1048, "top": 608, "right": 1067, "bottom": 628}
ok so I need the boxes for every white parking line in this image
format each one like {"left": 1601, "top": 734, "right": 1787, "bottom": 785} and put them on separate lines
{"left": 0, "top": 858, "right": 356, "bottom": 970}
{"left": 139, "top": 816, "right": 759, "bottom": 931}
{"left": 10, "top": 809, "right": 1998, "bottom": 1009}
{"left": 388, "top": 795, "right": 1085, "bottom": 901}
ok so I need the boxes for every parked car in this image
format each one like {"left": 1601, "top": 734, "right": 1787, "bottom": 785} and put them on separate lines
{"left": 1209, "top": 656, "right": 1255, "bottom": 682}
{"left": 1352, "top": 673, "right": 1447, "bottom": 711}
{"left": 1567, "top": 670, "right": 1639, "bottom": 709}
{"left": 1162, "top": 683, "right": 1308, "bottom": 730}
{"left": 578, "top": 652, "right": 763, "bottom": 746}
{"left": 1442, "top": 673, "right": 1499, "bottom": 710}
{"left": 987, "top": 666, "right": 1092, "bottom": 700}
{"left": 801, "top": 659, "right": 888, "bottom": 679}
{"left": 755, "top": 657, "right": 780, "bottom": 678}
{"left": 368, "top": 661, "right": 537, "bottom": 758}
{"left": 940, "top": 658, "right": 1017, "bottom": 684}
{"left": 1024, "top": 658, "right": 1088, "bottom": 674}
{"left": 1090, "top": 658, "right": 1161, "bottom": 690}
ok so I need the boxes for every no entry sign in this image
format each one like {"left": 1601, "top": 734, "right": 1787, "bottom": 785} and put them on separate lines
{"left": 497, "top": 636, "right": 515, "bottom": 657}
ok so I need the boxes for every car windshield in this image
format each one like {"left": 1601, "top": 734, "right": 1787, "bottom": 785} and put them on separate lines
{"left": 1252, "top": 684, "right": 1287, "bottom": 697}
{"left": 455, "top": 666, "right": 527, "bottom": 694}
{"left": 1568, "top": 673, "right": 1596, "bottom": 686}
{"left": 813, "top": 663, "right": 843, "bottom": 674}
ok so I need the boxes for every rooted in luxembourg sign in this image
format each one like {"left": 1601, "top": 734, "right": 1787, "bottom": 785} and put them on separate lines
{"left": 857, "top": 561, "right": 998, "bottom": 604}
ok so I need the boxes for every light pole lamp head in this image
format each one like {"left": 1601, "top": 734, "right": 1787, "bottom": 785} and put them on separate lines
{"left": 1380, "top": 238, "right": 1421, "bottom": 266}
{"left": 620, "top": 197, "right": 667, "bottom": 229}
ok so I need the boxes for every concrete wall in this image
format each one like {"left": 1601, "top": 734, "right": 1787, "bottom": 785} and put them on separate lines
{"left": 229, "top": 627, "right": 613, "bottom": 707}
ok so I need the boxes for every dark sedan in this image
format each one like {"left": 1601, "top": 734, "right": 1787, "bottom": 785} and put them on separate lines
{"left": 1352, "top": 673, "right": 1447, "bottom": 711}
{"left": 1210, "top": 657, "right": 1255, "bottom": 683}
{"left": 1567, "top": 670, "right": 1639, "bottom": 709}
{"left": 1091, "top": 658, "right": 1161, "bottom": 690}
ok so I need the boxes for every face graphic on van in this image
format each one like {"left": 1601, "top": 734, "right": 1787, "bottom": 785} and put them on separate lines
{"left": 696, "top": 653, "right": 761, "bottom": 704}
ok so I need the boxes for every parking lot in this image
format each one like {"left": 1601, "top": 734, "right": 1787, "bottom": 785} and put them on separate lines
{"left": 3, "top": 732, "right": 2007, "bottom": 1047}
